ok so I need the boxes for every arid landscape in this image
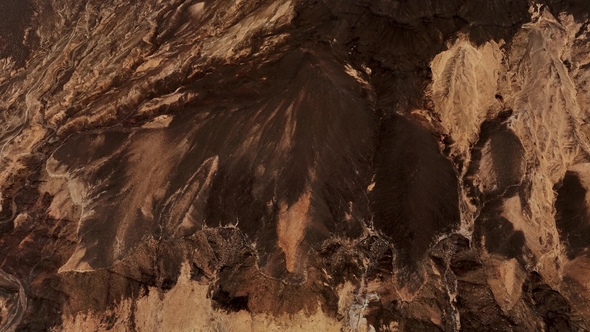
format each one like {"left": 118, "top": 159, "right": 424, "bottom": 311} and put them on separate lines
{"left": 1, "top": 0, "right": 590, "bottom": 331}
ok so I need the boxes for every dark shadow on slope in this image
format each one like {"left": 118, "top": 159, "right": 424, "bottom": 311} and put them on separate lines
{"left": 554, "top": 171, "right": 590, "bottom": 260}
{"left": 0, "top": 0, "right": 33, "bottom": 66}
{"left": 371, "top": 114, "right": 460, "bottom": 274}
{"left": 522, "top": 271, "right": 580, "bottom": 332}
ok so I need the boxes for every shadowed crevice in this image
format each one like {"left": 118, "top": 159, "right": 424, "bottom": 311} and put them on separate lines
{"left": 554, "top": 171, "right": 590, "bottom": 259}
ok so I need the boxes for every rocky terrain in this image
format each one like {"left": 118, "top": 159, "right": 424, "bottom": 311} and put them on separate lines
{"left": 1, "top": 0, "right": 590, "bottom": 331}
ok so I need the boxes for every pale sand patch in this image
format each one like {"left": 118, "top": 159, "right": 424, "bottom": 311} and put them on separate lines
{"left": 59, "top": 246, "right": 92, "bottom": 273}
{"left": 189, "top": 2, "right": 205, "bottom": 20}
{"left": 277, "top": 190, "right": 311, "bottom": 273}
{"left": 135, "top": 57, "right": 162, "bottom": 72}
{"left": 484, "top": 256, "right": 526, "bottom": 314}
{"left": 430, "top": 37, "right": 503, "bottom": 161}
{"left": 60, "top": 262, "right": 343, "bottom": 332}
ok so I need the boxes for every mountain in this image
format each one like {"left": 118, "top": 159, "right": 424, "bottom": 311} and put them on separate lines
{"left": 1, "top": 0, "right": 590, "bottom": 331}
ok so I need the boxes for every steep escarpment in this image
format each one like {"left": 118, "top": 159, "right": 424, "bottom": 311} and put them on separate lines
{"left": 1, "top": 0, "right": 590, "bottom": 331}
